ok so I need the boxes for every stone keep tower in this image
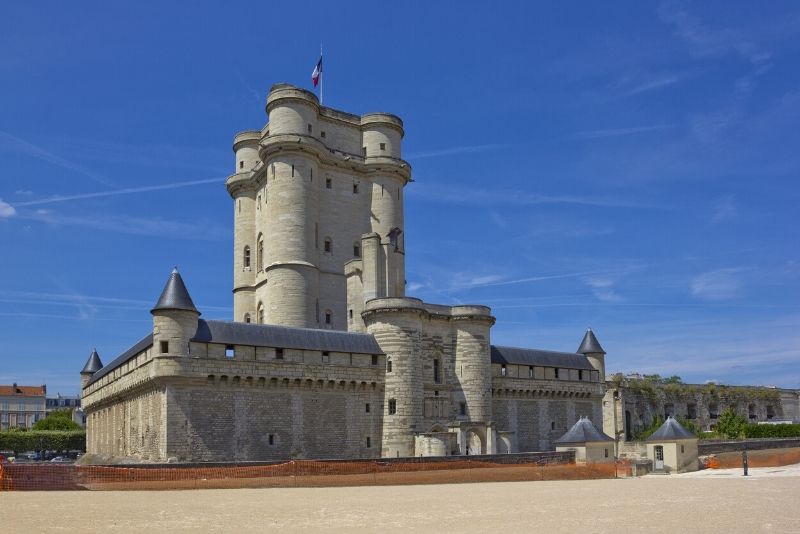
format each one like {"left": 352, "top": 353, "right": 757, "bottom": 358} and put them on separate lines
{"left": 227, "top": 84, "right": 412, "bottom": 330}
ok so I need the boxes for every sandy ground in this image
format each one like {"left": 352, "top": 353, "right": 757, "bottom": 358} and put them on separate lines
{"left": 2, "top": 466, "right": 800, "bottom": 533}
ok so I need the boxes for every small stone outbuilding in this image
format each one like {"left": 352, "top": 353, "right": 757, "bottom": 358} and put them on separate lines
{"left": 646, "top": 416, "right": 698, "bottom": 473}
{"left": 555, "top": 416, "right": 615, "bottom": 463}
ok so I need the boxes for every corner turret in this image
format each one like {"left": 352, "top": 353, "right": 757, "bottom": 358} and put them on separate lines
{"left": 80, "top": 348, "right": 103, "bottom": 389}
{"left": 578, "top": 328, "right": 606, "bottom": 382}
{"left": 151, "top": 268, "right": 200, "bottom": 358}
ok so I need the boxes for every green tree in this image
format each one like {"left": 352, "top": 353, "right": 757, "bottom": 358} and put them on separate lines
{"left": 33, "top": 409, "right": 81, "bottom": 431}
{"left": 715, "top": 408, "right": 747, "bottom": 439}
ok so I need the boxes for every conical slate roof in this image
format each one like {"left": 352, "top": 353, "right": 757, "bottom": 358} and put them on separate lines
{"left": 81, "top": 348, "right": 103, "bottom": 375}
{"left": 577, "top": 328, "right": 605, "bottom": 354}
{"left": 151, "top": 267, "right": 200, "bottom": 315}
{"left": 554, "top": 416, "right": 613, "bottom": 444}
{"left": 646, "top": 416, "right": 696, "bottom": 441}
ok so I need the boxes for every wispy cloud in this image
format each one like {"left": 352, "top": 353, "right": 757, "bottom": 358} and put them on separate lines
{"left": 574, "top": 124, "right": 674, "bottom": 139}
{"left": 0, "top": 290, "right": 232, "bottom": 314}
{"left": 0, "top": 198, "right": 16, "bottom": 218}
{"left": 408, "top": 183, "right": 659, "bottom": 210}
{"left": 582, "top": 274, "right": 624, "bottom": 303}
{"left": 622, "top": 74, "right": 682, "bottom": 96}
{"left": 711, "top": 195, "right": 738, "bottom": 223}
{"left": 236, "top": 70, "right": 263, "bottom": 103}
{"left": 405, "top": 144, "right": 509, "bottom": 160}
{"left": 690, "top": 267, "right": 746, "bottom": 301}
{"left": 9, "top": 177, "right": 225, "bottom": 208}
{"left": 468, "top": 270, "right": 617, "bottom": 290}
{"left": 0, "top": 129, "right": 114, "bottom": 187}
{"left": 18, "top": 209, "right": 229, "bottom": 241}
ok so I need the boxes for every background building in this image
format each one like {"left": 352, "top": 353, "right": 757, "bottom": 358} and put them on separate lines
{"left": 0, "top": 384, "right": 46, "bottom": 430}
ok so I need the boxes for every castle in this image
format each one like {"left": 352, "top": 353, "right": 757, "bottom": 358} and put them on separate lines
{"left": 78, "top": 83, "right": 611, "bottom": 462}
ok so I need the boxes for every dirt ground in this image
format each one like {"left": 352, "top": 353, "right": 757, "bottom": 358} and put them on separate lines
{"left": 3, "top": 466, "right": 800, "bottom": 533}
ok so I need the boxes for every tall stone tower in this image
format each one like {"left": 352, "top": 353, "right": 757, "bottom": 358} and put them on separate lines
{"left": 227, "top": 84, "right": 412, "bottom": 330}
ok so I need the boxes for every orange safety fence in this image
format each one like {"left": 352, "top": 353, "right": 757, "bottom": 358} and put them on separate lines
{"left": 0, "top": 457, "right": 632, "bottom": 491}
{"left": 706, "top": 447, "right": 800, "bottom": 470}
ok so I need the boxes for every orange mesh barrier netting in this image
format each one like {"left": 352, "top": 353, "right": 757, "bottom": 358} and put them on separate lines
{"left": 0, "top": 457, "right": 631, "bottom": 491}
{"left": 710, "top": 448, "right": 800, "bottom": 470}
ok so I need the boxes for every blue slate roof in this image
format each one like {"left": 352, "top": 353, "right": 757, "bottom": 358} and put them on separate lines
{"left": 647, "top": 416, "right": 697, "bottom": 441}
{"left": 85, "top": 334, "right": 153, "bottom": 386}
{"left": 490, "top": 345, "right": 595, "bottom": 370}
{"left": 577, "top": 328, "right": 605, "bottom": 355}
{"left": 80, "top": 349, "right": 103, "bottom": 374}
{"left": 151, "top": 268, "right": 199, "bottom": 315}
{"left": 554, "top": 416, "right": 614, "bottom": 444}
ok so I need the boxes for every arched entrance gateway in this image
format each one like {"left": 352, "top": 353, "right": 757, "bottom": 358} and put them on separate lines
{"left": 465, "top": 428, "right": 486, "bottom": 455}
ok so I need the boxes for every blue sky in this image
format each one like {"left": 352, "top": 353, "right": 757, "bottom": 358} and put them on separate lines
{"left": 1, "top": 1, "right": 798, "bottom": 394}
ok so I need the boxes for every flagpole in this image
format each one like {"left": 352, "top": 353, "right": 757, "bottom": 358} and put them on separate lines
{"left": 319, "top": 41, "right": 323, "bottom": 106}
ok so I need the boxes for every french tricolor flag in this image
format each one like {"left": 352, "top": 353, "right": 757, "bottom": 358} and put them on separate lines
{"left": 311, "top": 56, "right": 322, "bottom": 87}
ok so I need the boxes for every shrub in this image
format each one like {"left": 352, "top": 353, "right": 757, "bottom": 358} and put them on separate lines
{"left": 743, "top": 424, "right": 800, "bottom": 439}
{"left": 0, "top": 430, "right": 85, "bottom": 454}
{"left": 33, "top": 409, "right": 82, "bottom": 431}
{"left": 715, "top": 408, "right": 747, "bottom": 439}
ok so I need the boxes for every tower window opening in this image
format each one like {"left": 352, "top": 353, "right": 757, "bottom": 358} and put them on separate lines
{"left": 459, "top": 402, "right": 467, "bottom": 416}
{"left": 529, "top": 366, "right": 534, "bottom": 378}
{"left": 257, "top": 235, "right": 264, "bottom": 271}
{"left": 225, "top": 345, "right": 235, "bottom": 359}
{"left": 256, "top": 195, "right": 261, "bottom": 209}
{"left": 353, "top": 243, "right": 361, "bottom": 257}
{"left": 554, "top": 368, "right": 559, "bottom": 379}
{"left": 307, "top": 124, "right": 312, "bottom": 133}
{"left": 237, "top": 199, "right": 241, "bottom": 213}
{"left": 365, "top": 403, "right": 370, "bottom": 413}
{"left": 362, "top": 146, "right": 367, "bottom": 156}
{"left": 269, "top": 434, "right": 275, "bottom": 446}
{"left": 353, "top": 183, "right": 359, "bottom": 194}
{"left": 310, "top": 168, "right": 313, "bottom": 181}
{"left": 244, "top": 313, "right": 251, "bottom": 324}
{"left": 325, "top": 178, "right": 332, "bottom": 189}
{"left": 379, "top": 142, "right": 386, "bottom": 151}
{"left": 324, "top": 238, "right": 332, "bottom": 253}
{"left": 315, "top": 224, "right": 319, "bottom": 248}
{"left": 325, "top": 311, "right": 332, "bottom": 325}
{"left": 257, "top": 303, "right": 264, "bottom": 324}
{"left": 372, "top": 355, "right": 378, "bottom": 366}
{"left": 239, "top": 160, "right": 244, "bottom": 169}
{"left": 500, "top": 364, "right": 507, "bottom": 377}
{"left": 243, "top": 246, "right": 251, "bottom": 269}
{"left": 433, "top": 359, "right": 441, "bottom": 383}
{"left": 551, "top": 421, "right": 556, "bottom": 430}
{"left": 349, "top": 309, "right": 353, "bottom": 321}
{"left": 387, "top": 360, "right": 392, "bottom": 372}
{"left": 315, "top": 299, "right": 319, "bottom": 323}
{"left": 275, "top": 348, "right": 284, "bottom": 360}
{"left": 291, "top": 164, "right": 295, "bottom": 177}
{"left": 366, "top": 436, "right": 371, "bottom": 448}
{"left": 160, "top": 341, "right": 169, "bottom": 354}
{"left": 322, "top": 351, "right": 330, "bottom": 363}
{"left": 321, "top": 131, "right": 326, "bottom": 138}
{"left": 388, "top": 399, "right": 397, "bottom": 415}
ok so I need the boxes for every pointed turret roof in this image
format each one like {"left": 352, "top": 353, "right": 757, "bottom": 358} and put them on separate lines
{"left": 81, "top": 348, "right": 103, "bottom": 375}
{"left": 554, "top": 416, "right": 613, "bottom": 444}
{"left": 150, "top": 267, "right": 200, "bottom": 315}
{"left": 577, "top": 328, "right": 605, "bottom": 355}
{"left": 647, "top": 416, "right": 696, "bottom": 441}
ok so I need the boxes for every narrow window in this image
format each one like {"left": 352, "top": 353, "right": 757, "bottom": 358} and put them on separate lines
{"left": 243, "top": 246, "right": 251, "bottom": 269}
{"left": 315, "top": 299, "right": 319, "bottom": 323}
{"left": 388, "top": 399, "right": 397, "bottom": 415}
{"left": 681, "top": 444, "right": 685, "bottom": 454}
{"left": 324, "top": 238, "right": 332, "bottom": 253}
{"left": 366, "top": 436, "right": 371, "bottom": 448}
{"left": 325, "top": 311, "right": 332, "bottom": 325}
{"left": 257, "top": 194, "right": 261, "bottom": 209}
{"left": 554, "top": 368, "right": 559, "bottom": 379}
{"left": 321, "top": 131, "right": 326, "bottom": 138}
{"left": 433, "top": 359, "right": 441, "bottom": 383}
{"left": 257, "top": 303, "right": 264, "bottom": 324}
{"left": 310, "top": 168, "right": 313, "bottom": 181}
{"left": 275, "top": 348, "right": 284, "bottom": 360}
{"left": 459, "top": 402, "right": 467, "bottom": 416}
{"left": 353, "top": 243, "right": 361, "bottom": 257}
{"left": 528, "top": 366, "right": 534, "bottom": 378}
{"left": 353, "top": 183, "right": 359, "bottom": 194}
{"left": 239, "top": 160, "right": 244, "bottom": 169}
{"left": 371, "top": 355, "right": 378, "bottom": 366}
{"left": 605, "top": 448, "right": 609, "bottom": 458}
{"left": 362, "top": 146, "right": 367, "bottom": 156}
{"left": 307, "top": 124, "right": 312, "bottom": 133}
{"left": 500, "top": 364, "right": 507, "bottom": 377}
{"left": 365, "top": 403, "right": 370, "bottom": 413}
{"left": 244, "top": 313, "right": 251, "bottom": 324}
{"left": 315, "top": 224, "right": 319, "bottom": 248}
{"left": 269, "top": 434, "right": 274, "bottom": 445}
{"left": 348, "top": 309, "right": 354, "bottom": 321}
{"left": 551, "top": 421, "right": 556, "bottom": 430}
{"left": 257, "top": 235, "right": 264, "bottom": 271}
{"left": 325, "top": 178, "right": 332, "bottom": 189}
{"left": 225, "top": 345, "right": 235, "bottom": 358}
{"left": 291, "top": 164, "right": 295, "bottom": 177}
{"left": 387, "top": 360, "right": 393, "bottom": 372}
{"left": 322, "top": 351, "right": 330, "bottom": 363}
{"left": 237, "top": 199, "right": 241, "bottom": 213}
{"left": 160, "top": 341, "right": 169, "bottom": 354}
{"left": 379, "top": 142, "right": 386, "bottom": 151}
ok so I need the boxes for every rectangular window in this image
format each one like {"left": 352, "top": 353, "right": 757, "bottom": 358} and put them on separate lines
{"left": 322, "top": 351, "right": 330, "bottom": 363}
{"left": 353, "top": 183, "right": 359, "bottom": 194}
{"left": 387, "top": 360, "right": 392, "bottom": 372}
{"left": 500, "top": 364, "right": 507, "bottom": 377}
{"left": 366, "top": 437, "right": 371, "bottom": 448}
{"left": 291, "top": 164, "right": 295, "bottom": 177}
{"left": 365, "top": 403, "right": 370, "bottom": 413}
{"left": 459, "top": 402, "right": 467, "bottom": 416}
{"left": 605, "top": 448, "right": 609, "bottom": 458}
{"left": 275, "top": 348, "right": 284, "bottom": 360}
{"left": 225, "top": 345, "right": 235, "bottom": 358}
{"left": 160, "top": 341, "right": 169, "bottom": 354}
{"left": 307, "top": 124, "right": 312, "bottom": 133}
{"left": 681, "top": 445, "right": 685, "bottom": 454}
{"left": 325, "top": 178, "right": 332, "bottom": 189}
{"left": 551, "top": 421, "right": 556, "bottom": 430}
{"left": 362, "top": 146, "right": 367, "bottom": 156}
{"left": 433, "top": 359, "right": 441, "bottom": 383}
{"left": 388, "top": 399, "right": 397, "bottom": 415}
{"left": 371, "top": 355, "right": 378, "bottom": 366}
{"left": 325, "top": 311, "right": 332, "bottom": 325}
{"left": 554, "top": 368, "right": 559, "bottom": 379}
{"left": 239, "top": 161, "right": 244, "bottom": 169}
{"left": 379, "top": 142, "right": 386, "bottom": 151}
{"left": 529, "top": 366, "right": 534, "bottom": 378}
{"left": 269, "top": 434, "right": 274, "bottom": 445}
{"left": 321, "top": 131, "right": 326, "bottom": 138}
